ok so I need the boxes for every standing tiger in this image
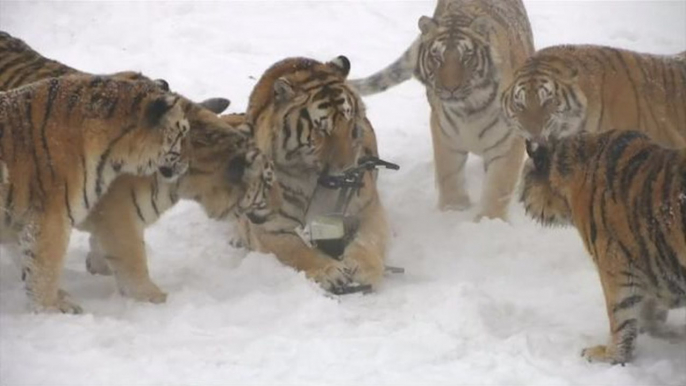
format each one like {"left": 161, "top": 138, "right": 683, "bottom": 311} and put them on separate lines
{"left": 236, "top": 55, "right": 390, "bottom": 293}
{"left": 0, "top": 31, "right": 276, "bottom": 304}
{"left": 501, "top": 45, "right": 686, "bottom": 148}
{"left": 520, "top": 130, "right": 686, "bottom": 364}
{"left": 350, "top": 0, "right": 534, "bottom": 220}
{"left": 0, "top": 75, "right": 191, "bottom": 313}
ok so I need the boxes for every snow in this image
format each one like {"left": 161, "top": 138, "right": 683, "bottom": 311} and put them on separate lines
{"left": 1, "top": 1, "right": 685, "bottom": 385}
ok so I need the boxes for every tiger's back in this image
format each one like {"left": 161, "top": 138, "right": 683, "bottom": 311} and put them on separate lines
{"left": 0, "top": 31, "right": 152, "bottom": 91}
{"left": 520, "top": 130, "right": 686, "bottom": 363}
{"left": 502, "top": 45, "right": 686, "bottom": 147}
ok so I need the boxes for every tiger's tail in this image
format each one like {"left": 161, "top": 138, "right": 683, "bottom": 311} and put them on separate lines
{"left": 348, "top": 38, "right": 420, "bottom": 96}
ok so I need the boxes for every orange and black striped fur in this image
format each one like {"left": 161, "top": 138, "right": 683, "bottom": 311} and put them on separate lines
{"left": 1, "top": 31, "right": 274, "bottom": 304}
{"left": 502, "top": 45, "right": 686, "bottom": 148}
{"left": 236, "top": 56, "right": 389, "bottom": 293}
{"left": 0, "top": 31, "right": 230, "bottom": 112}
{"left": 80, "top": 113, "right": 276, "bottom": 304}
{"left": 350, "top": 0, "right": 534, "bottom": 220}
{"left": 0, "top": 75, "right": 191, "bottom": 313}
{"left": 520, "top": 130, "right": 686, "bottom": 364}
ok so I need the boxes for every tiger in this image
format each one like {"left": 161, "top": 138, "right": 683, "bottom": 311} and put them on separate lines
{"left": 1, "top": 31, "right": 276, "bottom": 304}
{"left": 501, "top": 45, "right": 686, "bottom": 148}
{"left": 79, "top": 113, "right": 277, "bottom": 304}
{"left": 520, "top": 129, "right": 686, "bottom": 364}
{"left": 349, "top": 0, "right": 534, "bottom": 220}
{"left": 235, "top": 55, "right": 390, "bottom": 293}
{"left": 0, "top": 30, "right": 230, "bottom": 113}
{"left": 0, "top": 75, "right": 191, "bottom": 313}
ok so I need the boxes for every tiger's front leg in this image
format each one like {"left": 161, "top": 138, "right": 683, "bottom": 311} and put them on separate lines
{"left": 478, "top": 131, "right": 525, "bottom": 221}
{"left": 21, "top": 206, "right": 82, "bottom": 313}
{"left": 339, "top": 192, "right": 388, "bottom": 288}
{"left": 243, "top": 222, "right": 355, "bottom": 292}
{"left": 430, "top": 107, "right": 471, "bottom": 211}
{"left": 85, "top": 204, "right": 167, "bottom": 304}
{"left": 582, "top": 247, "right": 641, "bottom": 365}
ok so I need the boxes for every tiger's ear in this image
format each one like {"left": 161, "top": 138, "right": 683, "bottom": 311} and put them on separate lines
{"left": 145, "top": 94, "right": 176, "bottom": 126}
{"left": 154, "top": 78, "right": 170, "bottom": 91}
{"left": 418, "top": 16, "right": 438, "bottom": 35}
{"left": 199, "top": 97, "right": 231, "bottom": 114}
{"left": 329, "top": 55, "right": 351, "bottom": 77}
{"left": 274, "top": 78, "right": 295, "bottom": 104}
{"left": 526, "top": 139, "right": 550, "bottom": 173}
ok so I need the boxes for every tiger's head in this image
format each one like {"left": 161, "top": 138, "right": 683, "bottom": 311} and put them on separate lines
{"left": 501, "top": 57, "right": 588, "bottom": 140}
{"left": 519, "top": 131, "right": 611, "bottom": 227}
{"left": 248, "top": 55, "right": 369, "bottom": 175}
{"left": 416, "top": 13, "right": 499, "bottom": 108}
{"left": 176, "top": 110, "right": 279, "bottom": 223}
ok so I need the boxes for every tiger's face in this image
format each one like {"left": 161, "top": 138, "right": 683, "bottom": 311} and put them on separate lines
{"left": 147, "top": 95, "right": 191, "bottom": 181}
{"left": 502, "top": 66, "right": 588, "bottom": 140}
{"left": 417, "top": 15, "right": 497, "bottom": 105}
{"left": 271, "top": 56, "right": 365, "bottom": 174}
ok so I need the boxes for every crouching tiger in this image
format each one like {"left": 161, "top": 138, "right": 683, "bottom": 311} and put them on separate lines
{"left": 0, "top": 75, "right": 191, "bottom": 313}
{"left": 235, "top": 55, "right": 390, "bottom": 293}
{"left": 520, "top": 130, "right": 686, "bottom": 364}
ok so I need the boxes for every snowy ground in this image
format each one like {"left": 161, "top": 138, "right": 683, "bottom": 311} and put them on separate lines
{"left": 1, "top": 1, "right": 685, "bottom": 385}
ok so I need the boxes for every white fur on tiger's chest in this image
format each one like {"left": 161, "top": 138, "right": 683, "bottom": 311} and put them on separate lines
{"left": 436, "top": 102, "right": 510, "bottom": 156}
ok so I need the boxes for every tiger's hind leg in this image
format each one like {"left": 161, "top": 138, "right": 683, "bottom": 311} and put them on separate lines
{"left": 85, "top": 235, "right": 112, "bottom": 276}
{"left": 430, "top": 107, "right": 471, "bottom": 211}
{"left": 640, "top": 298, "right": 686, "bottom": 342}
{"left": 477, "top": 132, "right": 525, "bottom": 222}
{"left": 582, "top": 246, "right": 641, "bottom": 364}
{"left": 21, "top": 207, "right": 82, "bottom": 314}
{"left": 88, "top": 215, "right": 167, "bottom": 304}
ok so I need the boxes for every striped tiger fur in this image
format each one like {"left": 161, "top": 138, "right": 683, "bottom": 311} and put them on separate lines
{"left": 501, "top": 45, "right": 686, "bottom": 148}
{"left": 0, "top": 31, "right": 230, "bottom": 113}
{"left": 236, "top": 55, "right": 389, "bottom": 292}
{"left": 349, "top": 0, "right": 534, "bottom": 220}
{"left": 1, "top": 31, "right": 274, "bottom": 304}
{"left": 0, "top": 75, "right": 191, "bottom": 313}
{"left": 520, "top": 130, "right": 686, "bottom": 364}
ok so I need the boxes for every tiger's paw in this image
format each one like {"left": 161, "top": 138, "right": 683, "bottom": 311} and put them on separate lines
{"left": 119, "top": 281, "right": 168, "bottom": 304}
{"left": 439, "top": 196, "right": 472, "bottom": 212}
{"left": 581, "top": 345, "right": 628, "bottom": 365}
{"left": 33, "top": 290, "right": 83, "bottom": 314}
{"left": 309, "top": 260, "right": 356, "bottom": 293}
{"left": 85, "top": 253, "right": 112, "bottom": 276}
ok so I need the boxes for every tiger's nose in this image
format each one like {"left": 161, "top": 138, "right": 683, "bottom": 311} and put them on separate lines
{"left": 158, "top": 166, "right": 173, "bottom": 179}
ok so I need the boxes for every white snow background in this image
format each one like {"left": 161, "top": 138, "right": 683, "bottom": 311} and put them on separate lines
{"left": 1, "top": 1, "right": 685, "bottom": 385}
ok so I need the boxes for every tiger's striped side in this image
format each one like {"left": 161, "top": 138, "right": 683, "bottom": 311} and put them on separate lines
{"left": 0, "top": 75, "right": 191, "bottom": 313}
{"left": 349, "top": 0, "right": 535, "bottom": 220}
{"left": 520, "top": 130, "right": 686, "bottom": 364}
{"left": 502, "top": 45, "right": 686, "bottom": 148}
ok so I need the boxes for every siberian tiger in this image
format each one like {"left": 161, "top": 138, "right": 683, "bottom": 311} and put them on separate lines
{"left": 0, "top": 30, "right": 230, "bottom": 112}
{"left": 0, "top": 75, "right": 191, "bottom": 313}
{"left": 80, "top": 113, "right": 276, "bottom": 304}
{"left": 501, "top": 45, "right": 686, "bottom": 148}
{"left": 1, "top": 31, "right": 274, "bottom": 304}
{"left": 349, "top": 0, "right": 534, "bottom": 220}
{"left": 520, "top": 130, "right": 686, "bottom": 364}
{"left": 236, "top": 56, "right": 389, "bottom": 293}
